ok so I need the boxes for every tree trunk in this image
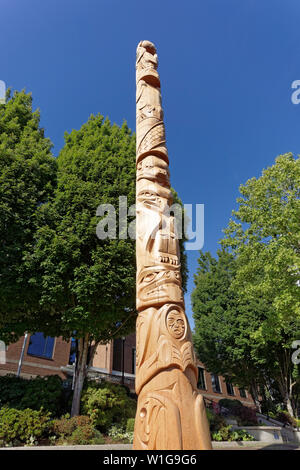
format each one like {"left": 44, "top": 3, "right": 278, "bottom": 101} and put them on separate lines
{"left": 249, "top": 381, "right": 262, "bottom": 413}
{"left": 286, "top": 395, "right": 294, "bottom": 417}
{"left": 71, "top": 333, "right": 89, "bottom": 417}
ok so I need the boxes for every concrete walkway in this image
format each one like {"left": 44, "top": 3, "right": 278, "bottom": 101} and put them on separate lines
{"left": 1, "top": 442, "right": 299, "bottom": 450}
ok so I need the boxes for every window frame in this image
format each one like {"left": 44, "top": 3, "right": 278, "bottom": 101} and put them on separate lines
{"left": 27, "top": 333, "right": 55, "bottom": 360}
{"left": 211, "top": 373, "right": 222, "bottom": 393}
{"left": 226, "top": 381, "right": 235, "bottom": 396}
{"left": 132, "top": 348, "right": 136, "bottom": 375}
{"left": 197, "top": 366, "right": 207, "bottom": 390}
{"left": 239, "top": 388, "right": 247, "bottom": 398}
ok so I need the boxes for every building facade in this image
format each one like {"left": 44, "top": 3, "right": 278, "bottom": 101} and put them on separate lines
{"left": 0, "top": 332, "right": 255, "bottom": 408}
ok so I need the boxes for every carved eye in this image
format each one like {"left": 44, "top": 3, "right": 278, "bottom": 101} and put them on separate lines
{"left": 143, "top": 273, "right": 155, "bottom": 283}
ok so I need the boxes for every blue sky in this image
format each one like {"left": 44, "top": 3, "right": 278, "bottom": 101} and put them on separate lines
{"left": 1, "top": 0, "right": 300, "bottom": 327}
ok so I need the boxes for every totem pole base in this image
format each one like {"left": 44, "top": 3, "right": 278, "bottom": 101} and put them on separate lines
{"left": 133, "top": 368, "right": 212, "bottom": 450}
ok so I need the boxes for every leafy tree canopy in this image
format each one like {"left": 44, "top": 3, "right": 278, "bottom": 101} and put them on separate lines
{"left": 222, "top": 153, "right": 300, "bottom": 341}
{"left": 0, "top": 90, "right": 56, "bottom": 325}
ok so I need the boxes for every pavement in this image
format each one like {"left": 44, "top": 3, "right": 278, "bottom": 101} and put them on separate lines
{"left": 1, "top": 442, "right": 299, "bottom": 450}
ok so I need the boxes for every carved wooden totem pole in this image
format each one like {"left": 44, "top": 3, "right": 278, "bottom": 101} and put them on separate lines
{"left": 133, "top": 40, "right": 212, "bottom": 450}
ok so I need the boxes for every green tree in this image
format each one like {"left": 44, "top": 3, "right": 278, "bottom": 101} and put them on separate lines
{"left": 14, "top": 114, "right": 187, "bottom": 416}
{"left": 193, "top": 155, "right": 300, "bottom": 416}
{"left": 24, "top": 115, "right": 137, "bottom": 416}
{"left": 222, "top": 153, "right": 300, "bottom": 330}
{"left": 0, "top": 89, "right": 56, "bottom": 333}
{"left": 192, "top": 249, "right": 267, "bottom": 409}
{"left": 192, "top": 249, "right": 300, "bottom": 416}
{"left": 222, "top": 153, "right": 300, "bottom": 415}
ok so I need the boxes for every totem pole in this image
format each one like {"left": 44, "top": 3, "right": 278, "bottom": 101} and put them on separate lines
{"left": 133, "top": 40, "right": 212, "bottom": 450}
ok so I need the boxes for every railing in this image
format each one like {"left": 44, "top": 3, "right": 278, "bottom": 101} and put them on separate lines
{"left": 88, "top": 370, "right": 136, "bottom": 390}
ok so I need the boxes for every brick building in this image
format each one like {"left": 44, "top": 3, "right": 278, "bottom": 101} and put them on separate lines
{"left": 0, "top": 332, "right": 255, "bottom": 408}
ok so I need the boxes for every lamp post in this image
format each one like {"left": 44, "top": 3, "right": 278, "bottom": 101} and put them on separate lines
{"left": 17, "top": 333, "right": 28, "bottom": 377}
{"left": 121, "top": 336, "right": 125, "bottom": 385}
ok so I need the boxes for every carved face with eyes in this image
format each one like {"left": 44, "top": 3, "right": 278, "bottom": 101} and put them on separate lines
{"left": 137, "top": 156, "right": 170, "bottom": 186}
{"left": 137, "top": 182, "right": 171, "bottom": 211}
{"left": 137, "top": 266, "right": 183, "bottom": 309}
{"left": 166, "top": 310, "right": 186, "bottom": 339}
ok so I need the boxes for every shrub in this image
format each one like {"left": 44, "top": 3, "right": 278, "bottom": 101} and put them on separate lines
{"left": 275, "top": 410, "right": 297, "bottom": 427}
{"left": 218, "top": 398, "right": 257, "bottom": 426}
{"left": 0, "top": 375, "right": 64, "bottom": 416}
{"left": 80, "top": 381, "right": 136, "bottom": 433}
{"left": 218, "top": 398, "right": 243, "bottom": 411}
{"left": 126, "top": 418, "right": 135, "bottom": 433}
{"left": 0, "top": 407, "right": 51, "bottom": 446}
{"left": 65, "top": 426, "right": 104, "bottom": 445}
{"left": 212, "top": 425, "right": 255, "bottom": 442}
{"left": 206, "top": 408, "right": 226, "bottom": 432}
{"left": 50, "top": 414, "right": 104, "bottom": 445}
{"left": 50, "top": 415, "right": 90, "bottom": 437}
{"left": 108, "top": 424, "right": 134, "bottom": 444}
{"left": 234, "top": 406, "right": 258, "bottom": 426}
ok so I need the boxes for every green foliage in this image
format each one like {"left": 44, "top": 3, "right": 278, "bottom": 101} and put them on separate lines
{"left": 18, "top": 115, "right": 137, "bottom": 340}
{"left": 274, "top": 410, "right": 297, "bottom": 427}
{"left": 19, "top": 114, "right": 188, "bottom": 341}
{"left": 212, "top": 425, "right": 255, "bottom": 442}
{"left": 0, "top": 98, "right": 188, "bottom": 413}
{"left": 222, "top": 153, "right": 300, "bottom": 332}
{"left": 219, "top": 399, "right": 257, "bottom": 425}
{"left": 50, "top": 414, "right": 104, "bottom": 445}
{"left": 80, "top": 381, "right": 136, "bottom": 432}
{"left": 0, "top": 407, "right": 51, "bottom": 446}
{"left": 192, "top": 247, "right": 300, "bottom": 416}
{"left": 220, "top": 154, "right": 300, "bottom": 416}
{"left": 51, "top": 414, "right": 90, "bottom": 436}
{"left": 67, "top": 425, "right": 104, "bottom": 445}
{"left": 0, "top": 375, "right": 64, "bottom": 416}
{"left": 192, "top": 249, "right": 267, "bottom": 395}
{"left": 0, "top": 90, "right": 56, "bottom": 335}
{"left": 108, "top": 424, "right": 134, "bottom": 444}
{"left": 126, "top": 417, "right": 135, "bottom": 433}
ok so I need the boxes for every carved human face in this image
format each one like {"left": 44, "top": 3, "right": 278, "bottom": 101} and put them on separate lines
{"left": 166, "top": 310, "right": 186, "bottom": 339}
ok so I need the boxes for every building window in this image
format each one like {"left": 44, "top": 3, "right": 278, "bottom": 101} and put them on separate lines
{"left": 211, "top": 374, "right": 221, "bottom": 393}
{"left": 197, "top": 367, "right": 206, "bottom": 390}
{"left": 27, "top": 333, "right": 55, "bottom": 359}
{"left": 239, "top": 388, "right": 247, "bottom": 398}
{"left": 132, "top": 348, "right": 136, "bottom": 375}
{"left": 226, "top": 382, "right": 235, "bottom": 396}
{"left": 113, "top": 338, "right": 127, "bottom": 372}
